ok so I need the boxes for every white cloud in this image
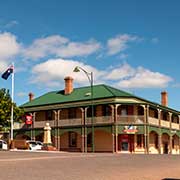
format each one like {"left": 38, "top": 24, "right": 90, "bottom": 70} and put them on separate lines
{"left": 0, "top": 32, "right": 20, "bottom": 72}
{"left": 23, "top": 35, "right": 69, "bottom": 59}
{"left": 106, "top": 63, "right": 135, "bottom": 80}
{"left": 31, "top": 58, "right": 104, "bottom": 87}
{"left": 116, "top": 67, "right": 172, "bottom": 88}
{"left": 0, "top": 32, "right": 169, "bottom": 91}
{"left": 0, "top": 32, "right": 20, "bottom": 59}
{"left": 30, "top": 59, "right": 172, "bottom": 89}
{"left": 107, "top": 34, "right": 139, "bottom": 55}
{"left": 54, "top": 39, "right": 101, "bottom": 58}
{"left": 23, "top": 35, "right": 101, "bottom": 60}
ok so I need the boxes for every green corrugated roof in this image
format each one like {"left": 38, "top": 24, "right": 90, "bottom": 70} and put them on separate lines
{"left": 21, "top": 84, "right": 133, "bottom": 108}
{"left": 20, "top": 84, "right": 180, "bottom": 114}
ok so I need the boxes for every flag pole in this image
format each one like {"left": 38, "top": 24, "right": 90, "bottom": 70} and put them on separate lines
{"left": 10, "top": 63, "right": 14, "bottom": 141}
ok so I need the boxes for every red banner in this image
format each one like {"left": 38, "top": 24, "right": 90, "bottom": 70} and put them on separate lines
{"left": 25, "top": 115, "right": 33, "bottom": 125}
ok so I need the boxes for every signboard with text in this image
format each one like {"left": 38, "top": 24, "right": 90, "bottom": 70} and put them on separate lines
{"left": 123, "top": 125, "right": 138, "bottom": 134}
{"left": 25, "top": 115, "right": 33, "bottom": 125}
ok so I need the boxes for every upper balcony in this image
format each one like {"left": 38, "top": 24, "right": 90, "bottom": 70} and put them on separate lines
{"left": 15, "top": 105, "right": 179, "bottom": 130}
{"left": 15, "top": 116, "right": 113, "bottom": 129}
{"left": 117, "top": 115, "right": 144, "bottom": 124}
{"left": 86, "top": 116, "right": 112, "bottom": 125}
{"left": 171, "top": 122, "right": 179, "bottom": 130}
{"left": 58, "top": 118, "right": 82, "bottom": 126}
{"left": 148, "top": 117, "right": 159, "bottom": 126}
{"left": 161, "top": 120, "right": 170, "bottom": 128}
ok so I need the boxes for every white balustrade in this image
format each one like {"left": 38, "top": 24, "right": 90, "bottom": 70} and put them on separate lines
{"left": 86, "top": 116, "right": 112, "bottom": 124}
{"left": 161, "top": 120, "right": 170, "bottom": 128}
{"left": 58, "top": 118, "right": 82, "bottom": 126}
{"left": 34, "top": 120, "right": 55, "bottom": 128}
{"left": 148, "top": 117, "right": 159, "bottom": 126}
{"left": 171, "top": 122, "right": 179, "bottom": 130}
{"left": 117, "top": 115, "right": 144, "bottom": 124}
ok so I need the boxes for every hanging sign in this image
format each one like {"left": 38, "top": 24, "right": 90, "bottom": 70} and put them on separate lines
{"left": 25, "top": 115, "right": 33, "bottom": 125}
{"left": 123, "top": 125, "right": 138, "bottom": 134}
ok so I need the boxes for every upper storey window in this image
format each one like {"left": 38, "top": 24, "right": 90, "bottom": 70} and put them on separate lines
{"left": 46, "top": 110, "right": 53, "bottom": 120}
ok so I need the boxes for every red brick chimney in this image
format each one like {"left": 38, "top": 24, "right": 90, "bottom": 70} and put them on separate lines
{"left": 29, "top": 92, "right": 34, "bottom": 101}
{"left": 64, "top": 76, "right": 73, "bottom": 95}
{"left": 161, "top": 91, "right": 168, "bottom": 106}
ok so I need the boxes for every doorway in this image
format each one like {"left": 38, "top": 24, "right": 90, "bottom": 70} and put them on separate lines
{"left": 163, "top": 142, "right": 169, "bottom": 154}
{"left": 118, "top": 134, "right": 134, "bottom": 152}
{"left": 69, "top": 132, "right": 77, "bottom": 147}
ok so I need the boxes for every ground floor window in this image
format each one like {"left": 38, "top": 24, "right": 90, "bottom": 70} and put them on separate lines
{"left": 69, "top": 132, "right": 77, "bottom": 147}
{"left": 87, "top": 133, "right": 92, "bottom": 147}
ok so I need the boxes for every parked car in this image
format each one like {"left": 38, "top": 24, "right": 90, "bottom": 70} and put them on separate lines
{"left": 0, "top": 140, "right": 8, "bottom": 150}
{"left": 26, "top": 140, "right": 43, "bottom": 150}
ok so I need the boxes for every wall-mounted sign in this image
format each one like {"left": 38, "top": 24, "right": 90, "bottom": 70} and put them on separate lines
{"left": 123, "top": 125, "right": 138, "bottom": 134}
{"left": 25, "top": 115, "right": 33, "bottom": 125}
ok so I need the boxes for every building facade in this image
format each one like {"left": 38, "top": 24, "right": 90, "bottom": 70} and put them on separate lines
{"left": 15, "top": 76, "right": 180, "bottom": 154}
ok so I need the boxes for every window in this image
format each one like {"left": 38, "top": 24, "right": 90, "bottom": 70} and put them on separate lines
{"left": 69, "top": 132, "right": 77, "bottom": 147}
{"left": 162, "top": 112, "right": 168, "bottom": 121}
{"left": 87, "top": 106, "right": 96, "bottom": 118}
{"left": 45, "top": 110, "right": 53, "bottom": 120}
{"left": 138, "top": 106, "right": 144, "bottom": 115}
{"left": 102, "top": 105, "right": 111, "bottom": 116}
{"left": 172, "top": 115, "right": 179, "bottom": 123}
{"left": 68, "top": 108, "right": 76, "bottom": 119}
{"left": 121, "top": 108, "right": 127, "bottom": 116}
{"left": 87, "top": 133, "right": 92, "bottom": 147}
{"left": 120, "top": 105, "right": 134, "bottom": 115}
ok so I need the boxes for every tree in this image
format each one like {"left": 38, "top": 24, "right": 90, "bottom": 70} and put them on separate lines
{"left": 0, "top": 88, "right": 24, "bottom": 129}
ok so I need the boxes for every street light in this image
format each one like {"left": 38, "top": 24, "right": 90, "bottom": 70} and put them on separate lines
{"left": 73, "top": 66, "right": 95, "bottom": 152}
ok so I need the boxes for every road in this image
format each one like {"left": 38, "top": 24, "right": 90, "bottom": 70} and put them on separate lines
{"left": 0, "top": 151, "right": 180, "bottom": 180}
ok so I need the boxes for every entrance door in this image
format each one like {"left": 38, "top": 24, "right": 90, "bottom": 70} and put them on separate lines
{"left": 69, "top": 132, "right": 77, "bottom": 147}
{"left": 163, "top": 143, "right": 168, "bottom": 154}
{"left": 121, "top": 141, "right": 129, "bottom": 151}
{"left": 118, "top": 134, "right": 134, "bottom": 152}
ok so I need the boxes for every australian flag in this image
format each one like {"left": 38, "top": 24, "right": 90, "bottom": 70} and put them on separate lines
{"left": 1, "top": 65, "right": 14, "bottom": 80}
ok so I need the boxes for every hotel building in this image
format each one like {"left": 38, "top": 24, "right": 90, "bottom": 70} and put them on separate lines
{"left": 15, "top": 76, "right": 180, "bottom": 154}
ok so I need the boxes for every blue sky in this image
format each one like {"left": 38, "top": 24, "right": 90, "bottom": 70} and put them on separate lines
{"left": 0, "top": 0, "right": 180, "bottom": 110}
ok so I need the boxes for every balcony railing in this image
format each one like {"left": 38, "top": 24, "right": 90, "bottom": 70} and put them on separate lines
{"left": 58, "top": 118, "right": 82, "bottom": 126}
{"left": 161, "top": 120, "right": 170, "bottom": 128}
{"left": 148, "top": 117, "right": 159, "bottom": 126}
{"left": 86, "top": 116, "right": 112, "bottom": 125}
{"left": 15, "top": 115, "right": 179, "bottom": 129}
{"left": 171, "top": 122, "right": 179, "bottom": 130}
{"left": 34, "top": 120, "right": 55, "bottom": 128}
{"left": 117, "top": 115, "right": 144, "bottom": 124}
